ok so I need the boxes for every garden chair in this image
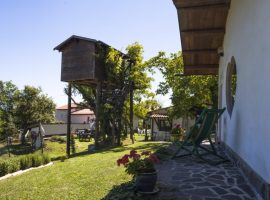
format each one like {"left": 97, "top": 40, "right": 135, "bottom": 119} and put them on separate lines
{"left": 172, "top": 108, "right": 229, "bottom": 165}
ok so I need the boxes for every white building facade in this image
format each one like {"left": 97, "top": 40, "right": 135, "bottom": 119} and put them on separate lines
{"left": 218, "top": 0, "right": 270, "bottom": 197}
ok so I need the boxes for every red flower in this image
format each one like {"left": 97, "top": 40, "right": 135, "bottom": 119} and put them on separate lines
{"left": 148, "top": 154, "right": 160, "bottom": 164}
{"left": 117, "top": 159, "right": 122, "bottom": 166}
{"left": 129, "top": 150, "right": 137, "bottom": 158}
{"left": 116, "top": 149, "right": 160, "bottom": 176}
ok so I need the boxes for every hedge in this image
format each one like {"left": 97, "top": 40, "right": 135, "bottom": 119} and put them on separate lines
{"left": 0, "top": 153, "right": 51, "bottom": 177}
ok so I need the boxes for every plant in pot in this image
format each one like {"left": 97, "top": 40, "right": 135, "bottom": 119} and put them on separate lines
{"left": 117, "top": 150, "right": 160, "bottom": 193}
{"left": 171, "top": 124, "right": 185, "bottom": 142}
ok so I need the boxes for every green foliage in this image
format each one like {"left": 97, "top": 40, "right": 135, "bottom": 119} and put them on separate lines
{"left": 19, "top": 155, "right": 33, "bottom": 170}
{"left": 69, "top": 43, "right": 155, "bottom": 147}
{"left": 41, "top": 153, "right": 51, "bottom": 164}
{"left": 0, "top": 161, "right": 9, "bottom": 176}
{"left": 0, "top": 81, "right": 18, "bottom": 139}
{"left": 7, "top": 158, "right": 20, "bottom": 173}
{"left": 0, "top": 81, "right": 56, "bottom": 142}
{"left": 15, "top": 86, "right": 56, "bottom": 135}
{"left": 145, "top": 52, "right": 219, "bottom": 118}
{"left": 0, "top": 153, "right": 51, "bottom": 177}
{"left": 31, "top": 154, "right": 43, "bottom": 167}
{"left": 117, "top": 150, "right": 159, "bottom": 177}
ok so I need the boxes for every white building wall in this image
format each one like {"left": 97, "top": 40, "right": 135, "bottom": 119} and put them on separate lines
{"left": 55, "top": 110, "right": 95, "bottom": 124}
{"left": 55, "top": 110, "right": 67, "bottom": 123}
{"left": 219, "top": 0, "right": 270, "bottom": 182}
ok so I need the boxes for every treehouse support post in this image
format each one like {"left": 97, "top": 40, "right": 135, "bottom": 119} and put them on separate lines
{"left": 66, "top": 83, "right": 71, "bottom": 157}
{"left": 95, "top": 81, "right": 101, "bottom": 148}
{"left": 130, "top": 81, "right": 134, "bottom": 144}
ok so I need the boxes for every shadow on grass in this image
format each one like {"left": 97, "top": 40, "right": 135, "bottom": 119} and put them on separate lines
{"left": 69, "top": 141, "right": 171, "bottom": 161}
{"left": 102, "top": 180, "right": 136, "bottom": 200}
{"left": 0, "top": 143, "right": 32, "bottom": 156}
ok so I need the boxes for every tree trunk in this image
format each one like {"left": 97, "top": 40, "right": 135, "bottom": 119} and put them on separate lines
{"left": 95, "top": 82, "right": 101, "bottom": 149}
{"left": 129, "top": 82, "right": 134, "bottom": 144}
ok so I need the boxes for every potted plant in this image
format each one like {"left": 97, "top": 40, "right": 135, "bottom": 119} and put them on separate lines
{"left": 171, "top": 124, "right": 185, "bottom": 142}
{"left": 117, "top": 150, "right": 160, "bottom": 193}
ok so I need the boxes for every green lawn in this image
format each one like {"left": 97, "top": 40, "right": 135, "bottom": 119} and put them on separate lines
{"left": 0, "top": 138, "right": 167, "bottom": 200}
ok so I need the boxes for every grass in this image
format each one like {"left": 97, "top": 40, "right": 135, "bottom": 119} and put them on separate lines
{"left": 0, "top": 136, "right": 169, "bottom": 200}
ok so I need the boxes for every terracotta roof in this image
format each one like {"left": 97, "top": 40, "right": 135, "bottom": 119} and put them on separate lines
{"left": 150, "top": 114, "right": 169, "bottom": 119}
{"left": 72, "top": 109, "right": 94, "bottom": 115}
{"left": 56, "top": 104, "right": 78, "bottom": 110}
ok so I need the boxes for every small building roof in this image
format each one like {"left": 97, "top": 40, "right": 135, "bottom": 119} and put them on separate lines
{"left": 56, "top": 104, "right": 94, "bottom": 115}
{"left": 71, "top": 109, "right": 94, "bottom": 115}
{"left": 173, "top": 0, "right": 231, "bottom": 75}
{"left": 56, "top": 103, "right": 78, "bottom": 110}
{"left": 150, "top": 114, "right": 169, "bottom": 119}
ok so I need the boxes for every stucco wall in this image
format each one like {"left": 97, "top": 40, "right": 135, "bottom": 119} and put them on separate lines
{"left": 55, "top": 110, "right": 95, "bottom": 123}
{"left": 32, "top": 123, "right": 90, "bottom": 136}
{"left": 219, "top": 0, "right": 270, "bottom": 183}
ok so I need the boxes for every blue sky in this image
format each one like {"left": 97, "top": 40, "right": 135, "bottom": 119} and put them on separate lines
{"left": 0, "top": 0, "right": 181, "bottom": 107}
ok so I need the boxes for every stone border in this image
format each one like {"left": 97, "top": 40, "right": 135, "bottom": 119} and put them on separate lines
{"left": 0, "top": 162, "right": 53, "bottom": 181}
{"left": 221, "top": 142, "right": 270, "bottom": 200}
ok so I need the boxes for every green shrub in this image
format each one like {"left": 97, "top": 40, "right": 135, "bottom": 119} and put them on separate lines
{"left": 0, "top": 161, "right": 9, "bottom": 177}
{"left": 42, "top": 154, "right": 51, "bottom": 164}
{"left": 31, "top": 154, "right": 43, "bottom": 167}
{"left": 20, "top": 155, "right": 32, "bottom": 170}
{"left": 60, "top": 155, "right": 67, "bottom": 162}
{"left": 7, "top": 158, "right": 20, "bottom": 173}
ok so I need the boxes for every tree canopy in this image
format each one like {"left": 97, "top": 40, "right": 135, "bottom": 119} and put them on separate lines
{"left": 144, "top": 51, "right": 219, "bottom": 118}
{"left": 69, "top": 42, "right": 159, "bottom": 146}
{"left": 0, "top": 81, "right": 56, "bottom": 141}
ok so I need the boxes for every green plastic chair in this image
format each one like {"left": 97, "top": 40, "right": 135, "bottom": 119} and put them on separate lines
{"left": 172, "top": 108, "right": 229, "bottom": 165}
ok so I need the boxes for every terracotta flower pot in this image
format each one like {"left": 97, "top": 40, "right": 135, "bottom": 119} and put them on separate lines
{"left": 135, "top": 170, "right": 157, "bottom": 192}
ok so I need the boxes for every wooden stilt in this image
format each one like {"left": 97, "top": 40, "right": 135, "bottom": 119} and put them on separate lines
{"left": 66, "top": 83, "right": 71, "bottom": 157}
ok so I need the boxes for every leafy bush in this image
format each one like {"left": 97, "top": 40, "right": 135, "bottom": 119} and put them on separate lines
{"left": 32, "top": 154, "right": 43, "bottom": 167}
{"left": 20, "top": 155, "right": 32, "bottom": 170}
{"left": 0, "top": 154, "right": 51, "bottom": 177}
{"left": 0, "top": 161, "right": 9, "bottom": 176}
{"left": 7, "top": 158, "right": 20, "bottom": 173}
{"left": 49, "top": 136, "right": 66, "bottom": 143}
{"left": 42, "top": 154, "right": 51, "bottom": 164}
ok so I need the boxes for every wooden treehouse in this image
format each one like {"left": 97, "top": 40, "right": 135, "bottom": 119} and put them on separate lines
{"left": 54, "top": 35, "right": 127, "bottom": 86}
{"left": 54, "top": 35, "right": 135, "bottom": 155}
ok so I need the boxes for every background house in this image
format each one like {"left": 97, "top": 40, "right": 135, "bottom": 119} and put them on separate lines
{"left": 173, "top": 0, "right": 270, "bottom": 199}
{"left": 55, "top": 104, "right": 95, "bottom": 124}
{"left": 146, "top": 107, "right": 194, "bottom": 141}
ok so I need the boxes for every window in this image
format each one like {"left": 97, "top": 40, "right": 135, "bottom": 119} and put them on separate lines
{"left": 226, "top": 56, "right": 237, "bottom": 117}
{"left": 157, "top": 119, "right": 172, "bottom": 131}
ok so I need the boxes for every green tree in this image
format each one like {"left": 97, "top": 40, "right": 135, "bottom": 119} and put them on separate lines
{"left": 14, "top": 86, "right": 56, "bottom": 143}
{"left": 69, "top": 42, "right": 155, "bottom": 146}
{"left": 145, "top": 51, "right": 218, "bottom": 118}
{"left": 0, "top": 81, "right": 18, "bottom": 140}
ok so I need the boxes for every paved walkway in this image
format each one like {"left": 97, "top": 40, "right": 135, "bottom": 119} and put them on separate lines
{"left": 136, "top": 145, "right": 257, "bottom": 200}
